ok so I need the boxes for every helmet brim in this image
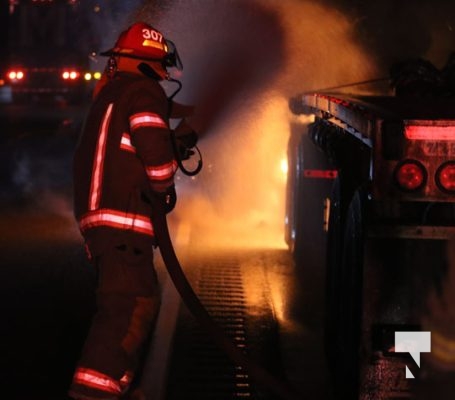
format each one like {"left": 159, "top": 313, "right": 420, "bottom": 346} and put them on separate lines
{"left": 99, "top": 48, "right": 161, "bottom": 61}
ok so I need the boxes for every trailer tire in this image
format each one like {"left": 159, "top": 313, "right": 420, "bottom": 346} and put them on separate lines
{"left": 324, "top": 176, "right": 342, "bottom": 367}
{"left": 326, "top": 186, "right": 365, "bottom": 399}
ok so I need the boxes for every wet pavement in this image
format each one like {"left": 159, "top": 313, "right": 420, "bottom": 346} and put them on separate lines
{"left": 0, "top": 102, "right": 334, "bottom": 400}
{"left": 0, "top": 202, "right": 332, "bottom": 400}
{"left": 0, "top": 202, "right": 91, "bottom": 397}
{"left": 161, "top": 248, "right": 331, "bottom": 400}
{"left": 3, "top": 102, "right": 455, "bottom": 400}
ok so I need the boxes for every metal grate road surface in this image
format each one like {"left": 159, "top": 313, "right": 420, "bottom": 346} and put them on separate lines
{"left": 165, "top": 250, "right": 285, "bottom": 400}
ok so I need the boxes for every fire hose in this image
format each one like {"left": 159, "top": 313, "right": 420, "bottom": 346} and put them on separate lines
{"left": 150, "top": 199, "right": 302, "bottom": 400}
{"left": 135, "top": 68, "right": 303, "bottom": 397}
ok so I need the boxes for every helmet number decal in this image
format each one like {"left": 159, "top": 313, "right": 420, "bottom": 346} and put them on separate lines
{"left": 142, "top": 28, "right": 163, "bottom": 43}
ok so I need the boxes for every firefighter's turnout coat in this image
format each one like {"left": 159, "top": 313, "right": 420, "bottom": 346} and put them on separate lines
{"left": 70, "top": 72, "right": 176, "bottom": 399}
{"left": 73, "top": 72, "right": 177, "bottom": 255}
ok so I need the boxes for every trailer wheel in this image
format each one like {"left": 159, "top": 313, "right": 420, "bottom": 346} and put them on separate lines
{"left": 324, "top": 176, "right": 342, "bottom": 367}
{"left": 291, "top": 138, "right": 307, "bottom": 257}
{"left": 290, "top": 133, "right": 338, "bottom": 324}
{"left": 326, "top": 187, "right": 365, "bottom": 399}
{"left": 284, "top": 134, "right": 303, "bottom": 253}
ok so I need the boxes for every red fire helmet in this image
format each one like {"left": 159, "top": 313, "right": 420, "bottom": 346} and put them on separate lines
{"left": 100, "top": 22, "right": 182, "bottom": 70}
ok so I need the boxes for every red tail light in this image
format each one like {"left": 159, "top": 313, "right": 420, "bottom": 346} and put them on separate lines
{"left": 7, "top": 69, "right": 25, "bottom": 81}
{"left": 436, "top": 162, "right": 455, "bottom": 194}
{"left": 394, "top": 160, "right": 427, "bottom": 191}
{"left": 62, "top": 70, "right": 80, "bottom": 80}
{"left": 405, "top": 124, "right": 455, "bottom": 141}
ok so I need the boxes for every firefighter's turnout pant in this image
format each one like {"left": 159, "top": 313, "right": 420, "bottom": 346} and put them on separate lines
{"left": 69, "top": 243, "right": 160, "bottom": 400}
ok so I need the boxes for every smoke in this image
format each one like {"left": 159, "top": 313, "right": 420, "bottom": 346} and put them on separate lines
{"left": 13, "top": 0, "right": 455, "bottom": 250}
{"left": 96, "top": 0, "right": 455, "bottom": 251}
{"left": 3, "top": 118, "right": 80, "bottom": 219}
{"left": 135, "top": 0, "right": 378, "bottom": 249}
{"left": 325, "top": 0, "right": 455, "bottom": 70}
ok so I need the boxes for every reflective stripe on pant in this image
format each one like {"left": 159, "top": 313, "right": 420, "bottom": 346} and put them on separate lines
{"left": 69, "top": 243, "right": 160, "bottom": 399}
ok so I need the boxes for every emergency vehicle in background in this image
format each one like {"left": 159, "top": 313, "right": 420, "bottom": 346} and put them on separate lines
{"left": 286, "top": 62, "right": 455, "bottom": 399}
{"left": 1, "top": 0, "right": 101, "bottom": 104}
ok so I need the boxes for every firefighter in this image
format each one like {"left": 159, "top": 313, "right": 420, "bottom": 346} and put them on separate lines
{"left": 69, "top": 22, "right": 184, "bottom": 400}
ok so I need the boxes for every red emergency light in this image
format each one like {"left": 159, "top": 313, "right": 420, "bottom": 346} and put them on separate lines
{"left": 394, "top": 159, "right": 427, "bottom": 192}
{"left": 405, "top": 125, "right": 455, "bottom": 141}
{"left": 436, "top": 161, "right": 455, "bottom": 194}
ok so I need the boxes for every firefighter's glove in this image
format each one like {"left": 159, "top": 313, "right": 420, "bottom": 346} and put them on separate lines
{"left": 173, "top": 119, "right": 199, "bottom": 161}
{"left": 176, "top": 131, "right": 198, "bottom": 160}
{"left": 152, "top": 185, "right": 177, "bottom": 214}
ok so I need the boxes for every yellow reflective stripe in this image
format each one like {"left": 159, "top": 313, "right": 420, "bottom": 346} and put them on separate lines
{"left": 89, "top": 103, "right": 113, "bottom": 211}
{"left": 129, "top": 112, "right": 166, "bottom": 130}
{"left": 142, "top": 39, "right": 165, "bottom": 50}
{"left": 120, "top": 132, "right": 136, "bottom": 153}
{"left": 80, "top": 209, "right": 154, "bottom": 236}
{"left": 73, "top": 368, "right": 122, "bottom": 395}
{"left": 146, "top": 160, "right": 177, "bottom": 181}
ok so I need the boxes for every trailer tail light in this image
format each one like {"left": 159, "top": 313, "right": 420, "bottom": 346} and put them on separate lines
{"left": 7, "top": 69, "right": 25, "bottom": 81}
{"left": 394, "top": 160, "right": 427, "bottom": 191}
{"left": 62, "top": 70, "right": 80, "bottom": 80}
{"left": 436, "top": 162, "right": 455, "bottom": 194}
{"left": 405, "top": 125, "right": 455, "bottom": 141}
